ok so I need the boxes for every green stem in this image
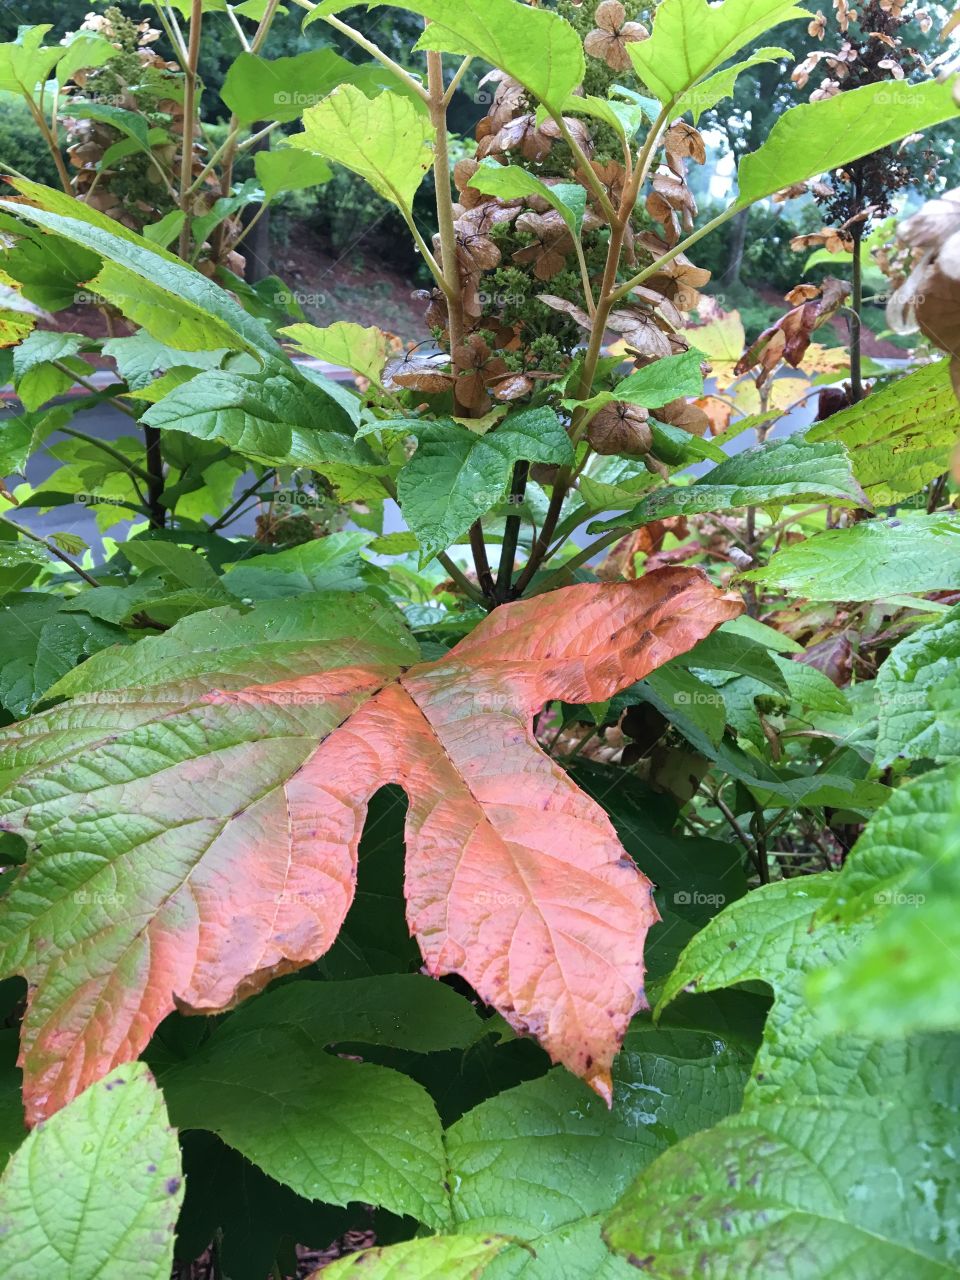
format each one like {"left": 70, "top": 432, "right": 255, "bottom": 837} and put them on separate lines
{"left": 208, "top": 467, "right": 277, "bottom": 531}
{"left": 322, "top": 13, "right": 430, "bottom": 102}
{"left": 1, "top": 513, "right": 101, "bottom": 587}
{"left": 177, "top": 0, "right": 203, "bottom": 260}
{"left": 610, "top": 205, "right": 738, "bottom": 303}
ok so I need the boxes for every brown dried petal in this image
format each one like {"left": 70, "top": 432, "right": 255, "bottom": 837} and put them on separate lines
{"left": 588, "top": 402, "right": 653, "bottom": 457}
{"left": 665, "top": 122, "right": 706, "bottom": 169}
{"left": 384, "top": 355, "right": 455, "bottom": 393}
{"left": 537, "top": 294, "right": 593, "bottom": 329}
{"left": 897, "top": 187, "right": 960, "bottom": 250}
{"left": 655, "top": 399, "right": 711, "bottom": 436}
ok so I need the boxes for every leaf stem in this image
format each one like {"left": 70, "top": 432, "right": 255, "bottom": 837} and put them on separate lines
{"left": 443, "top": 57, "right": 473, "bottom": 107}
{"left": 1, "top": 513, "right": 101, "bottom": 588}
{"left": 208, "top": 467, "right": 277, "bottom": 531}
{"left": 322, "top": 13, "right": 430, "bottom": 102}
{"left": 177, "top": 0, "right": 204, "bottom": 260}
{"left": 610, "top": 204, "right": 738, "bottom": 303}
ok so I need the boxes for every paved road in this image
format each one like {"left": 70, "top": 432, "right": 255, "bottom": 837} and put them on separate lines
{"left": 5, "top": 367, "right": 825, "bottom": 563}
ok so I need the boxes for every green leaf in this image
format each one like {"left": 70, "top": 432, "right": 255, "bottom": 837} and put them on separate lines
{"left": 875, "top": 605, "right": 960, "bottom": 767}
{"left": 578, "top": 455, "right": 657, "bottom": 512}
{"left": 163, "top": 973, "right": 485, "bottom": 1058}
{"left": 560, "top": 93, "right": 648, "bottom": 141}
{"left": 11, "top": 330, "right": 86, "bottom": 411}
{"left": 222, "top": 47, "right": 384, "bottom": 124}
{"left": 254, "top": 147, "right": 332, "bottom": 201}
{"left": 444, "top": 1025, "right": 750, "bottom": 1278}
{"left": 0, "top": 26, "right": 75, "bottom": 97}
{"left": 309, "top": 0, "right": 585, "bottom": 114}
{"left": 808, "top": 764, "right": 960, "bottom": 1039}
{"left": 159, "top": 987, "right": 451, "bottom": 1225}
{"left": 1, "top": 222, "right": 102, "bottom": 312}
{"left": 674, "top": 46, "right": 792, "bottom": 123}
{"left": 280, "top": 320, "right": 391, "bottom": 384}
{"left": 590, "top": 438, "right": 865, "bottom": 532}
{"left": 468, "top": 160, "right": 587, "bottom": 236}
{"left": 321, "top": 1236, "right": 515, "bottom": 1278}
{"left": 626, "top": 0, "right": 807, "bottom": 105}
{"left": 140, "top": 367, "right": 361, "bottom": 470}
{"left": 54, "top": 33, "right": 116, "bottom": 86}
{"left": 680, "top": 623, "right": 789, "bottom": 692}
{"left": 222, "top": 531, "right": 376, "bottom": 599}
{"left": 641, "top": 666, "right": 727, "bottom": 745}
{"left": 142, "top": 210, "right": 185, "bottom": 250}
{"left": 605, "top": 878, "right": 960, "bottom": 1276}
{"left": 0, "top": 407, "right": 71, "bottom": 477}
{"left": 807, "top": 360, "right": 960, "bottom": 505}
{"left": 0, "top": 592, "right": 129, "bottom": 717}
{"left": 395, "top": 408, "right": 575, "bottom": 565}
{"left": 102, "top": 331, "right": 241, "bottom": 390}
{"left": 290, "top": 86, "right": 434, "bottom": 213}
{"left": 58, "top": 101, "right": 152, "bottom": 153}
{"left": 44, "top": 593, "right": 416, "bottom": 701}
{"left": 568, "top": 348, "right": 705, "bottom": 416}
{"left": 0, "top": 1062, "right": 183, "bottom": 1280}
{"left": 743, "top": 514, "right": 960, "bottom": 600}
{"left": 0, "top": 186, "right": 277, "bottom": 360}
{"left": 736, "top": 77, "right": 960, "bottom": 207}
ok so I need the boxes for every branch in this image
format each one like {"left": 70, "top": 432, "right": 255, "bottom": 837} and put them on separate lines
{"left": 208, "top": 467, "right": 277, "bottom": 531}
{"left": 1, "top": 513, "right": 101, "bottom": 588}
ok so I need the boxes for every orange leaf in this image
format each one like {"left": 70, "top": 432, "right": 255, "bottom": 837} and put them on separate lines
{"left": 0, "top": 571, "right": 741, "bottom": 1122}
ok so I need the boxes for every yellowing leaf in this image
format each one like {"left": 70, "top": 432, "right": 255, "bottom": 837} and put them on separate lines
{"left": 627, "top": 0, "right": 809, "bottom": 105}
{"left": 0, "top": 574, "right": 741, "bottom": 1123}
{"left": 290, "top": 85, "right": 434, "bottom": 212}
{"left": 281, "top": 321, "right": 395, "bottom": 384}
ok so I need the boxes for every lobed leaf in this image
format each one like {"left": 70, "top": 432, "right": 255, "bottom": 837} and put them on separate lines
{"left": 627, "top": 0, "right": 808, "bottom": 106}
{"left": 308, "top": 0, "right": 585, "bottom": 114}
{"left": 0, "top": 572, "right": 741, "bottom": 1122}
{"left": 290, "top": 86, "right": 434, "bottom": 213}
